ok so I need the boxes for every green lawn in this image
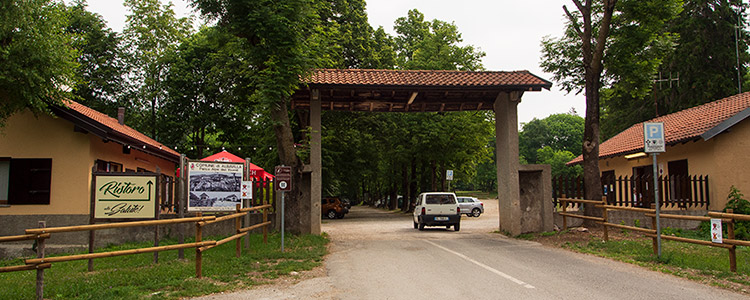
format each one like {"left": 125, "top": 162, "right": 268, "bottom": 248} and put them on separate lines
{"left": 0, "top": 232, "right": 328, "bottom": 300}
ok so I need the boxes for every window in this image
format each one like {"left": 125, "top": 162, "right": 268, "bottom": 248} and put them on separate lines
{"left": 1, "top": 158, "right": 52, "bottom": 205}
{"left": 95, "top": 160, "right": 122, "bottom": 172}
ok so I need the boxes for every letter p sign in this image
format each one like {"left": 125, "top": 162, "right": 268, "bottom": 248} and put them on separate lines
{"left": 643, "top": 122, "right": 665, "bottom": 153}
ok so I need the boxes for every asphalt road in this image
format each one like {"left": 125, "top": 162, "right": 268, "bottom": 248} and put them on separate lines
{"left": 195, "top": 200, "right": 746, "bottom": 300}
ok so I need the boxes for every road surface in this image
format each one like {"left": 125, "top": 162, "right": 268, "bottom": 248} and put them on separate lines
{"left": 194, "top": 199, "right": 746, "bottom": 299}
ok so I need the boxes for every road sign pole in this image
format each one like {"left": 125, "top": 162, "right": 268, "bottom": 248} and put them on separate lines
{"left": 652, "top": 153, "right": 662, "bottom": 258}
{"left": 281, "top": 191, "right": 285, "bottom": 253}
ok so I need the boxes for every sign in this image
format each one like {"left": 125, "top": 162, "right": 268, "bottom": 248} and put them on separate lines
{"left": 275, "top": 166, "right": 292, "bottom": 191}
{"left": 93, "top": 173, "right": 158, "bottom": 219}
{"left": 711, "top": 218, "right": 723, "bottom": 243}
{"left": 643, "top": 122, "right": 665, "bottom": 153}
{"left": 446, "top": 170, "right": 454, "bottom": 181}
{"left": 187, "top": 161, "right": 244, "bottom": 212}
{"left": 241, "top": 181, "right": 253, "bottom": 200}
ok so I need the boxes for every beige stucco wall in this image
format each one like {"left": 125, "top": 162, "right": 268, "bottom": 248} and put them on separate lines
{"left": 600, "top": 118, "right": 750, "bottom": 210}
{"left": 0, "top": 111, "right": 91, "bottom": 215}
{"left": 0, "top": 111, "right": 177, "bottom": 216}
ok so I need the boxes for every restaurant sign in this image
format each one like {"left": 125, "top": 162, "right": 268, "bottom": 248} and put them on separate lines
{"left": 93, "top": 173, "right": 158, "bottom": 220}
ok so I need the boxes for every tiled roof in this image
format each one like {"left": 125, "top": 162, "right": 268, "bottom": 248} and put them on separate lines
{"left": 569, "top": 92, "right": 750, "bottom": 164}
{"left": 303, "top": 69, "right": 552, "bottom": 89}
{"left": 60, "top": 100, "right": 180, "bottom": 159}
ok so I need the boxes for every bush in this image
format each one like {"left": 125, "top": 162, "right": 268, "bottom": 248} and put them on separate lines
{"left": 724, "top": 186, "right": 750, "bottom": 240}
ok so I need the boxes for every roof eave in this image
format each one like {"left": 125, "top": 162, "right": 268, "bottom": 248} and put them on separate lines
{"left": 701, "top": 106, "right": 750, "bottom": 140}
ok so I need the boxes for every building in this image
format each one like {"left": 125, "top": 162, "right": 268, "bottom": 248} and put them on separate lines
{"left": 569, "top": 92, "right": 750, "bottom": 211}
{"left": 0, "top": 100, "right": 180, "bottom": 238}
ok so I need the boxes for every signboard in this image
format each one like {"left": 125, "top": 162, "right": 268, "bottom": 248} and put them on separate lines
{"left": 187, "top": 161, "right": 243, "bottom": 211}
{"left": 446, "top": 170, "right": 454, "bottom": 181}
{"left": 643, "top": 122, "right": 665, "bottom": 153}
{"left": 241, "top": 181, "right": 253, "bottom": 200}
{"left": 275, "top": 166, "right": 292, "bottom": 191}
{"left": 93, "top": 173, "right": 158, "bottom": 220}
{"left": 711, "top": 218, "right": 723, "bottom": 243}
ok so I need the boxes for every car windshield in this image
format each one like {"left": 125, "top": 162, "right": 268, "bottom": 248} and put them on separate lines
{"left": 425, "top": 194, "right": 455, "bottom": 205}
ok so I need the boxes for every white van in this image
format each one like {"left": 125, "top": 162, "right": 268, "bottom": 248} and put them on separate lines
{"left": 412, "top": 192, "right": 461, "bottom": 231}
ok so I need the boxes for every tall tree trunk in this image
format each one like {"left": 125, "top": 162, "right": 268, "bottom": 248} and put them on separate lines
{"left": 565, "top": 0, "right": 618, "bottom": 225}
{"left": 269, "top": 97, "right": 307, "bottom": 234}
{"left": 430, "top": 160, "right": 436, "bottom": 191}
{"left": 401, "top": 163, "right": 409, "bottom": 211}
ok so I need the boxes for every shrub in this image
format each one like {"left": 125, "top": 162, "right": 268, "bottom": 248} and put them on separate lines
{"left": 724, "top": 186, "right": 750, "bottom": 240}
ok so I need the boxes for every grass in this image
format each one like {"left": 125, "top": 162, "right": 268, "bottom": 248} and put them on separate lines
{"left": 0, "top": 232, "right": 328, "bottom": 300}
{"left": 523, "top": 228, "right": 750, "bottom": 294}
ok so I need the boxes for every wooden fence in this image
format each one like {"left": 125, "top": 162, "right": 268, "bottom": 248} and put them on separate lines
{"left": 0, "top": 204, "right": 272, "bottom": 299}
{"left": 558, "top": 197, "right": 747, "bottom": 272}
{"left": 553, "top": 174, "right": 710, "bottom": 209}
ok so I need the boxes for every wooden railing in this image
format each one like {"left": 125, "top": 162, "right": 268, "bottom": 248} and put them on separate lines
{"left": 1, "top": 203, "right": 273, "bottom": 299}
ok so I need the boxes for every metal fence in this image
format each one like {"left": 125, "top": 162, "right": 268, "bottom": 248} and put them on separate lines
{"left": 553, "top": 174, "right": 709, "bottom": 209}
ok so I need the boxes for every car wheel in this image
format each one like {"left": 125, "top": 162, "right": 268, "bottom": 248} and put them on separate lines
{"left": 418, "top": 223, "right": 425, "bottom": 231}
{"left": 471, "top": 208, "right": 481, "bottom": 217}
{"left": 454, "top": 222, "right": 460, "bottom": 232}
{"left": 413, "top": 221, "right": 418, "bottom": 229}
{"left": 327, "top": 210, "right": 337, "bottom": 219}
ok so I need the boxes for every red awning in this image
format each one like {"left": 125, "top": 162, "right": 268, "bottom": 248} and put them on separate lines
{"left": 200, "top": 150, "right": 275, "bottom": 180}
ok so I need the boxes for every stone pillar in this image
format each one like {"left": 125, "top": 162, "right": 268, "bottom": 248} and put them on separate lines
{"left": 494, "top": 91, "right": 522, "bottom": 236}
{"left": 310, "top": 89, "right": 322, "bottom": 234}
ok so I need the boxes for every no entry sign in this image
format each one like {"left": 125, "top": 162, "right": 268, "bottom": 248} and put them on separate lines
{"left": 275, "top": 166, "right": 292, "bottom": 191}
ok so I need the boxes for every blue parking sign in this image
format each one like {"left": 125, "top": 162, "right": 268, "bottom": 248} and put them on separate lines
{"left": 643, "top": 122, "right": 665, "bottom": 153}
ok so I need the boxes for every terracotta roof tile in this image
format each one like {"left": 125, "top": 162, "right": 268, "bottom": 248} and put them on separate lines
{"left": 62, "top": 100, "right": 180, "bottom": 158}
{"left": 304, "top": 69, "right": 552, "bottom": 89}
{"left": 569, "top": 92, "right": 750, "bottom": 164}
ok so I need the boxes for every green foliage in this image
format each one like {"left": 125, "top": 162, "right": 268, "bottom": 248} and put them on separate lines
{"left": 519, "top": 113, "right": 585, "bottom": 164}
{"left": 634, "top": 219, "right": 641, "bottom": 228}
{"left": 393, "top": 9, "right": 485, "bottom": 71}
{"left": 535, "top": 146, "right": 583, "bottom": 178}
{"left": 724, "top": 186, "right": 750, "bottom": 240}
{"left": 0, "top": 0, "right": 78, "bottom": 128}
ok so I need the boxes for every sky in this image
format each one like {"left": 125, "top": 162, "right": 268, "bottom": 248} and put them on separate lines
{"left": 84, "top": 0, "right": 584, "bottom": 126}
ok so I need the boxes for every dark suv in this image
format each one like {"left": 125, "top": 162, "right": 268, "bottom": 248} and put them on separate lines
{"left": 322, "top": 197, "right": 349, "bottom": 219}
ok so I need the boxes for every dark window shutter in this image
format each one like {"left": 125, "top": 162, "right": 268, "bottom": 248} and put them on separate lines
{"left": 8, "top": 159, "right": 51, "bottom": 205}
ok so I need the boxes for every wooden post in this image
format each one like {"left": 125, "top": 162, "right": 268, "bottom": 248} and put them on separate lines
{"left": 88, "top": 166, "right": 96, "bottom": 272}
{"left": 154, "top": 224, "right": 159, "bottom": 264}
{"left": 154, "top": 168, "right": 161, "bottom": 264}
{"left": 601, "top": 197, "right": 609, "bottom": 242}
{"left": 245, "top": 158, "right": 251, "bottom": 250}
{"left": 178, "top": 154, "right": 186, "bottom": 259}
{"left": 263, "top": 193, "right": 268, "bottom": 244}
{"left": 36, "top": 221, "right": 46, "bottom": 300}
{"left": 727, "top": 209, "right": 737, "bottom": 272}
{"left": 236, "top": 204, "right": 242, "bottom": 258}
{"left": 196, "top": 212, "right": 203, "bottom": 278}
{"left": 650, "top": 204, "right": 658, "bottom": 255}
{"left": 562, "top": 198, "right": 568, "bottom": 230}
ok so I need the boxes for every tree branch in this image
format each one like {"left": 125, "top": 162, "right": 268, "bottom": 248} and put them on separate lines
{"left": 563, "top": 5, "right": 584, "bottom": 39}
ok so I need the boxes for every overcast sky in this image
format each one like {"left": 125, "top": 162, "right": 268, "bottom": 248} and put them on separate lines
{"left": 84, "top": 0, "right": 584, "bottom": 126}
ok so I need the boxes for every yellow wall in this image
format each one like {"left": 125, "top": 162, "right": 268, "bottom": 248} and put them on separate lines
{"left": 600, "top": 118, "right": 750, "bottom": 210}
{"left": 0, "top": 111, "right": 91, "bottom": 214}
{"left": 0, "top": 111, "right": 177, "bottom": 215}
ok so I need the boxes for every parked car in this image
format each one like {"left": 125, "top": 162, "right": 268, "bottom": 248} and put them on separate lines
{"left": 457, "top": 196, "right": 484, "bottom": 217}
{"left": 322, "top": 197, "right": 349, "bottom": 219}
{"left": 413, "top": 192, "right": 461, "bottom": 231}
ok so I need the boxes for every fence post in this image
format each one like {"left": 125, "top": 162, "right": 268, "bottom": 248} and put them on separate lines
{"left": 601, "top": 197, "right": 608, "bottom": 242}
{"left": 196, "top": 212, "right": 203, "bottom": 279}
{"left": 36, "top": 221, "right": 46, "bottom": 300}
{"left": 236, "top": 204, "right": 242, "bottom": 258}
{"left": 727, "top": 209, "right": 737, "bottom": 272}
{"left": 561, "top": 196, "right": 567, "bottom": 231}
{"left": 263, "top": 197, "right": 268, "bottom": 244}
{"left": 178, "top": 154, "right": 186, "bottom": 259}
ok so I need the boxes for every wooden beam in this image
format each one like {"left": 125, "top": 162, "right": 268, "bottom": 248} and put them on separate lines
{"left": 440, "top": 103, "right": 445, "bottom": 112}
{"left": 369, "top": 102, "right": 374, "bottom": 111}
{"left": 477, "top": 102, "right": 483, "bottom": 110}
{"left": 407, "top": 92, "right": 418, "bottom": 105}
{"left": 349, "top": 102, "right": 354, "bottom": 111}
{"left": 388, "top": 103, "right": 393, "bottom": 112}
{"left": 329, "top": 101, "right": 334, "bottom": 110}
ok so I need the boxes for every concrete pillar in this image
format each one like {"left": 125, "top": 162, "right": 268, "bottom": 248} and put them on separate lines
{"left": 494, "top": 91, "right": 522, "bottom": 236}
{"left": 310, "top": 89, "right": 322, "bottom": 234}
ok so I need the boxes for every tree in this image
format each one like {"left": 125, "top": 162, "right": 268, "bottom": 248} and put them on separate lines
{"left": 545, "top": 0, "right": 618, "bottom": 219}
{"left": 519, "top": 113, "right": 585, "bottom": 164}
{"left": 536, "top": 146, "right": 583, "bottom": 178}
{"left": 123, "top": 0, "right": 192, "bottom": 138}
{"left": 0, "top": 0, "right": 77, "bottom": 128}
{"left": 394, "top": 9, "right": 485, "bottom": 71}
{"left": 65, "top": 0, "right": 128, "bottom": 118}
{"left": 654, "top": 0, "right": 749, "bottom": 122}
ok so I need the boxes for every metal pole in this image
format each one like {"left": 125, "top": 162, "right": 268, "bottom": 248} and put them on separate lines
{"left": 652, "top": 153, "right": 662, "bottom": 257}
{"left": 281, "top": 191, "right": 285, "bottom": 252}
